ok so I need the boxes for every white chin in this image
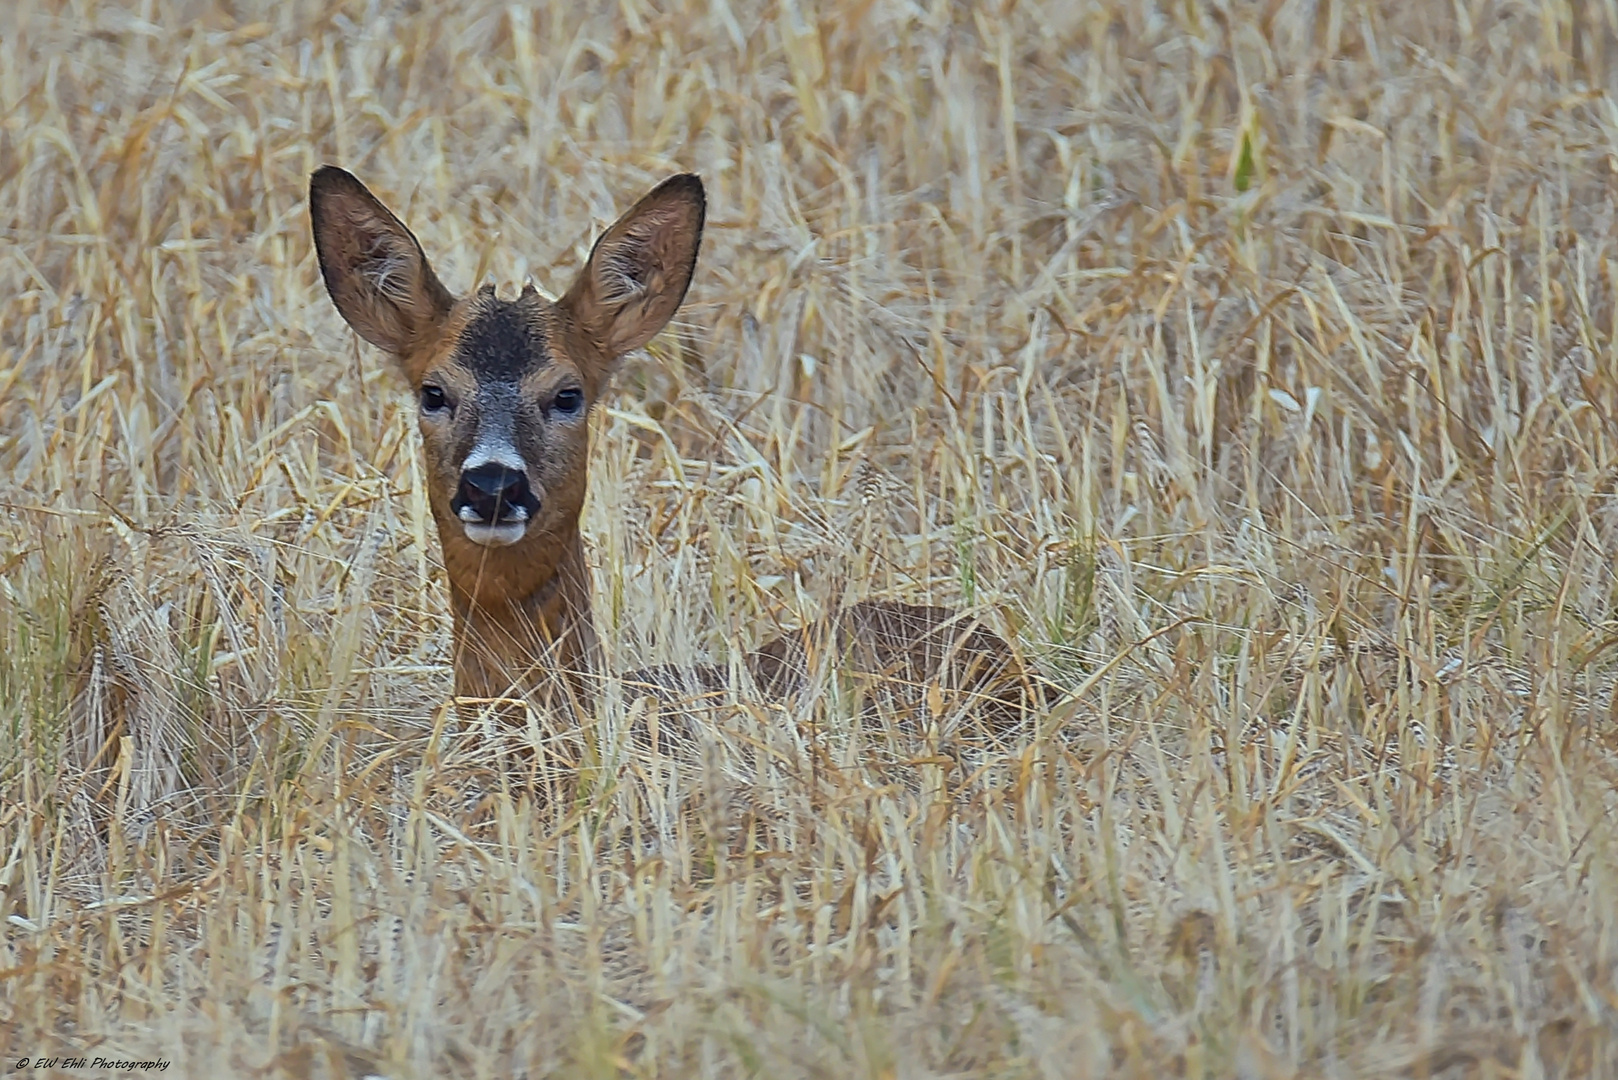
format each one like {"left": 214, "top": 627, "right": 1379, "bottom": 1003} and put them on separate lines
{"left": 461, "top": 521, "right": 528, "bottom": 547}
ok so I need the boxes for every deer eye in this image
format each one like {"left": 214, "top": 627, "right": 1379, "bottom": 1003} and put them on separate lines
{"left": 420, "top": 384, "right": 451, "bottom": 413}
{"left": 551, "top": 388, "right": 584, "bottom": 415}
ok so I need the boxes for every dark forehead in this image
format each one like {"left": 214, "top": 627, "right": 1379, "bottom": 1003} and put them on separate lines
{"left": 452, "top": 294, "right": 552, "bottom": 381}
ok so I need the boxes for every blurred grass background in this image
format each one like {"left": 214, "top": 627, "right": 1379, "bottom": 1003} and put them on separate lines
{"left": 3, "top": 0, "right": 1618, "bottom": 1075}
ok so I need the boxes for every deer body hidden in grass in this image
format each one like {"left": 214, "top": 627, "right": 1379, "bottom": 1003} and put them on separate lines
{"left": 309, "top": 167, "right": 1045, "bottom": 730}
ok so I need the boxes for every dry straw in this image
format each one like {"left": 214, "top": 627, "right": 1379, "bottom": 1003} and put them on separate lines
{"left": 3, "top": 0, "right": 1618, "bottom": 1076}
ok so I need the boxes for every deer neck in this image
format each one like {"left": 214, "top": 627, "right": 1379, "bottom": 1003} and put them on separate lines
{"left": 441, "top": 519, "right": 598, "bottom": 709}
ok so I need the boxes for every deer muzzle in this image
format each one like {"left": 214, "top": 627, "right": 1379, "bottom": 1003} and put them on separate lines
{"left": 453, "top": 462, "right": 540, "bottom": 547}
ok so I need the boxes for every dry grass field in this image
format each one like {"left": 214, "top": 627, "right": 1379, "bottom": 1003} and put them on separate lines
{"left": 4, "top": 0, "right": 1618, "bottom": 1075}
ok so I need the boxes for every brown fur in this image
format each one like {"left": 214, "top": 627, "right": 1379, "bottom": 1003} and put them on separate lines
{"left": 310, "top": 168, "right": 1047, "bottom": 734}
{"left": 625, "top": 601, "right": 1053, "bottom": 744}
{"left": 311, "top": 166, "right": 704, "bottom": 712}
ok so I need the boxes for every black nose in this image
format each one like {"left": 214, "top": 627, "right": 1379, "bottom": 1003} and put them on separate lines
{"left": 452, "top": 463, "right": 540, "bottom": 525}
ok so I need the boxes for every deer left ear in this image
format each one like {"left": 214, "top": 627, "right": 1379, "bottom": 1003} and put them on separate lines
{"left": 561, "top": 174, "right": 705, "bottom": 360}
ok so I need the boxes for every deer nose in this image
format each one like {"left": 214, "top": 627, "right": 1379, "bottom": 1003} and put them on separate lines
{"left": 452, "top": 463, "right": 540, "bottom": 525}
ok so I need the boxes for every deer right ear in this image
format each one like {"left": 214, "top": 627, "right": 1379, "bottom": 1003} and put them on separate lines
{"left": 309, "top": 166, "right": 454, "bottom": 357}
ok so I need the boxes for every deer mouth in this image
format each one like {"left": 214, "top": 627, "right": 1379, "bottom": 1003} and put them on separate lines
{"left": 457, "top": 504, "right": 529, "bottom": 547}
{"left": 460, "top": 520, "right": 528, "bottom": 547}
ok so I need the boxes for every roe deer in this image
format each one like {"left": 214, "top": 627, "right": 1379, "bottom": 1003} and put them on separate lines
{"left": 310, "top": 166, "right": 1045, "bottom": 728}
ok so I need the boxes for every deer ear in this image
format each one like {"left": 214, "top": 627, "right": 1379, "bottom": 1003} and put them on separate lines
{"left": 309, "top": 166, "right": 454, "bottom": 357}
{"left": 562, "top": 174, "right": 705, "bottom": 360}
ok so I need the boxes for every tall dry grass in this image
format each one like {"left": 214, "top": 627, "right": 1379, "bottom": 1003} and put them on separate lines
{"left": 3, "top": 0, "right": 1618, "bottom": 1075}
